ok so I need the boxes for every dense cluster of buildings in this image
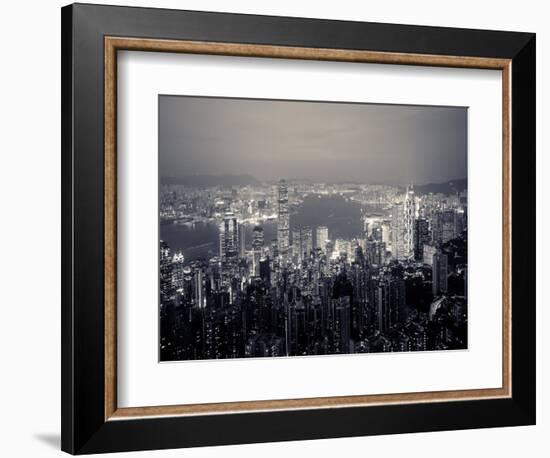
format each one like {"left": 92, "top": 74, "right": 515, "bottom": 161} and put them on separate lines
{"left": 160, "top": 179, "right": 467, "bottom": 361}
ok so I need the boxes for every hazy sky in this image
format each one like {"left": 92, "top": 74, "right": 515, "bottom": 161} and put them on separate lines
{"left": 159, "top": 95, "right": 467, "bottom": 185}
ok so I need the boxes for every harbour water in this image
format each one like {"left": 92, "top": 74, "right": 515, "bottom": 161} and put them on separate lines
{"left": 160, "top": 194, "right": 384, "bottom": 261}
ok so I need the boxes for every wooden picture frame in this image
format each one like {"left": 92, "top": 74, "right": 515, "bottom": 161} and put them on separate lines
{"left": 62, "top": 3, "right": 535, "bottom": 454}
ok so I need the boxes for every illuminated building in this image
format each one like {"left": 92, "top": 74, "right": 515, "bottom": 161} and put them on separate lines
{"left": 392, "top": 185, "right": 415, "bottom": 260}
{"left": 160, "top": 240, "right": 175, "bottom": 304}
{"left": 432, "top": 250, "right": 449, "bottom": 296}
{"left": 301, "top": 226, "right": 313, "bottom": 260}
{"left": 277, "top": 179, "right": 290, "bottom": 259}
{"left": 292, "top": 228, "right": 301, "bottom": 261}
{"left": 238, "top": 223, "right": 246, "bottom": 257}
{"left": 219, "top": 212, "right": 238, "bottom": 263}
{"left": 252, "top": 225, "right": 264, "bottom": 276}
{"left": 316, "top": 226, "right": 329, "bottom": 253}
{"left": 414, "top": 218, "right": 430, "bottom": 261}
{"left": 423, "top": 244, "right": 438, "bottom": 266}
{"left": 432, "top": 209, "right": 456, "bottom": 243}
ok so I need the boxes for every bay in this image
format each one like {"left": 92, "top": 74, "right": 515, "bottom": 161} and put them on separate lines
{"left": 160, "top": 194, "right": 384, "bottom": 261}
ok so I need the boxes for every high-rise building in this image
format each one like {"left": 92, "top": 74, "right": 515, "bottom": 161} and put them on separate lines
{"left": 432, "top": 251, "right": 448, "bottom": 297}
{"left": 301, "top": 226, "right": 313, "bottom": 260}
{"left": 366, "top": 240, "right": 385, "bottom": 266}
{"left": 219, "top": 212, "right": 238, "bottom": 263}
{"left": 350, "top": 239, "right": 360, "bottom": 263}
{"left": 182, "top": 266, "right": 193, "bottom": 302}
{"left": 372, "top": 274, "right": 406, "bottom": 332}
{"left": 271, "top": 239, "right": 279, "bottom": 259}
{"left": 381, "top": 220, "right": 391, "bottom": 246}
{"left": 454, "top": 208, "right": 466, "bottom": 236}
{"left": 193, "top": 268, "right": 204, "bottom": 308}
{"left": 238, "top": 223, "right": 246, "bottom": 257}
{"left": 334, "top": 296, "right": 351, "bottom": 354}
{"left": 391, "top": 202, "right": 402, "bottom": 259}
{"left": 391, "top": 186, "right": 416, "bottom": 260}
{"left": 403, "top": 185, "right": 416, "bottom": 257}
{"left": 160, "top": 240, "right": 174, "bottom": 304}
{"left": 259, "top": 257, "right": 271, "bottom": 285}
{"left": 370, "top": 223, "right": 383, "bottom": 242}
{"left": 373, "top": 279, "right": 391, "bottom": 332}
{"left": 252, "top": 225, "right": 264, "bottom": 276}
{"left": 423, "top": 244, "right": 438, "bottom": 266}
{"left": 171, "top": 251, "right": 185, "bottom": 290}
{"left": 414, "top": 218, "right": 430, "bottom": 261}
{"left": 432, "top": 209, "right": 456, "bottom": 244}
{"left": 277, "top": 179, "right": 290, "bottom": 259}
{"left": 335, "top": 239, "right": 351, "bottom": 259}
{"left": 292, "top": 228, "right": 301, "bottom": 261}
{"left": 252, "top": 225, "right": 264, "bottom": 249}
{"left": 316, "top": 226, "right": 329, "bottom": 253}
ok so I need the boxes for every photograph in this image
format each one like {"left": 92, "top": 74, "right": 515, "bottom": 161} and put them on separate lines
{"left": 48, "top": 1, "right": 538, "bottom": 455}
{"left": 158, "top": 95, "right": 469, "bottom": 362}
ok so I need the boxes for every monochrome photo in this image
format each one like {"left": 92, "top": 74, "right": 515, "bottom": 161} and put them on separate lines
{"left": 158, "top": 95, "right": 468, "bottom": 362}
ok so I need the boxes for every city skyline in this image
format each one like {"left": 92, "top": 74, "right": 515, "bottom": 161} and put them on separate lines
{"left": 159, "top": 95, "right": 468, "bottom": 362}
{"left": 159, "top": 95, "right": 467, "bottom": 185}
{"left": 159, "top": 177, "right": 468, "bottom": 361}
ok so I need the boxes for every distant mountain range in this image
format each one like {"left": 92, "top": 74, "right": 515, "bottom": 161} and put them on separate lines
{"left": 161, "top": 174, "right": 467, "bottom": 194}
{"left": 412, "top": 178, "right": 467, "bottom": 196}
{"left": 162, "top": 174, "right": 261, "bottom": 187}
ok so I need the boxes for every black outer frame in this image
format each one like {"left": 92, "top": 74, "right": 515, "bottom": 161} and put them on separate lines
{"left": 61, "top": 3, "right": 536, "bottom": 454}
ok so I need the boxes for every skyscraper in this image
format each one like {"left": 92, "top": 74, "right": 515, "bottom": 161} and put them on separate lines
{"left": 423, "top": 244, "right": 438, "bottom": 266}
{"left": 301, "top": 226, "right": 313, "bottom": 260}
{"left": 381, "top": 220, "right": 391, "bottom": 246}
{"left": 252, "top": 225, "right": 264, "bottom": 276}
{"left": 292, "top": 228, "right": 301, "bottom": 261}
{"left": 171, "top": 251, "right": 185, "bottom": 290}
{"left": 366, "top": 240, "right": 385, "bottom": 266}
{"left": 391, "top": 203, "right": 401, "bottom": 259}
{"left": 432, "top": 209, "right": 456, "bottom": 244}
{"left": 391, "top": 186, "right": 415, "bottom": 260}
{"left": 374, "top": 279, "right": 391, "bottom": 333}
{"left": 414, "top": 218, "right": 430, "bottom": 261}
{"left": 238, "top": 223, "right": 246, "bottom": 258}
{"left": 316, "top": 226, "right": 329, "bottom": 253}
{"left": 335, "top": 239, "right": 351, "bottom": 259}
{"left": 219, "top": 212, "right": 238, "bottom": 263}
{"left": 432, "top": 250, "right": 449, "bottom": 297}
{"left": 372, "top": 274, "right": 406, "bottom": 332}
{"left": 160, "top": 240, "right": 174, "bottom": 304}
{"left": 277, "top": 179, "right": 290, "bottom": 259}
{"left": 454, "top": 208, "right": 466, "bottom": 236}
{"left": 403, "top": 185, "right": 416, "bottom": 258}
{"left": 363, "top": 218, "right": 369, "bottom": 238}
{"left": 193, "top": 268, "right": 203, "bottom": 308}
{"left": 334, "top": 296, "right": 351, "bottom": 354}
{"left": 259, "top": 257, "right": 271, "bottom": 285}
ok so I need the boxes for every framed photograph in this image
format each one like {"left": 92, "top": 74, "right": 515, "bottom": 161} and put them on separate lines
{"left": 61, "top": 3, "right": 536, "bottom": 454}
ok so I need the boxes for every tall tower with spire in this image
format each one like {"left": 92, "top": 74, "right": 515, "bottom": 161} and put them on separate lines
{"left": 403, "top": 184, "right": 415, "bottom": 258}
{"left": 277, "top": 179, "right": 290, "bottom": 259}
{"left": 219, "top": 211, "right": 238, "bottom": 263}
{"left": 392, "top": 184, "right": 415, "bottom": 260}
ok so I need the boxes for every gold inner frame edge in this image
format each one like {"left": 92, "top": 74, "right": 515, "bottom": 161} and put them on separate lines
{"left": 104, "top": 36, "right": 512, "bottom": 421}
